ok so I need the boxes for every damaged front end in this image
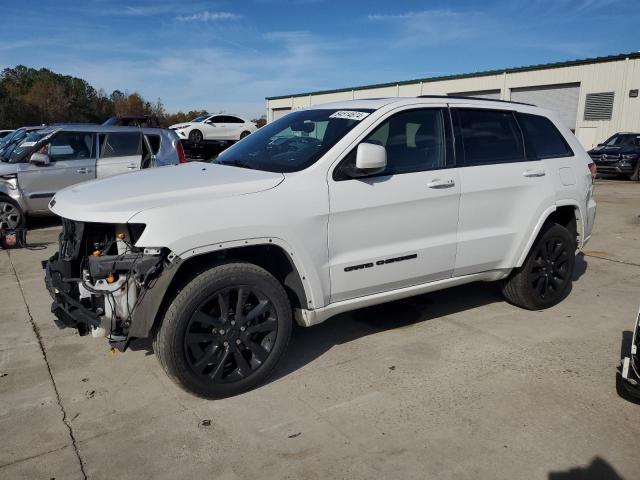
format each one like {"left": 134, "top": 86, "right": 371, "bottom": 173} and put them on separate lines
{"left": 619, "top": 306, "right": 640, "bottom": 400}
{"left": 44, "top": 218, "right": 178, "bottom": 350}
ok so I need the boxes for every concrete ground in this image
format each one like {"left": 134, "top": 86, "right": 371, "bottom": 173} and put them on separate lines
{"left": 0, "top": 179, "right": 638, "bottom": 480}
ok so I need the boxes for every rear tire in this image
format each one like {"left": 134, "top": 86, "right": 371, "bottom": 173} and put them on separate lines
{"left": 240, "top": 131, "right": 250, "bottom": 139}
{"left": 502, "top": 223, "right": 575, "bottom": 310}
{"left": 630, "top": 161, "right": 640, "bottom": 181}
{"left": 189, "top": 129, "right": 203, "bottom": 144}
{"left": 153, "top": 262, "right": 292, "bottom": 399}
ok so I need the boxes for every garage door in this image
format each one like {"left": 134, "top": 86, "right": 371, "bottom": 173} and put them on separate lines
{"left": 449, "top": 90, "right": 501, "bottom": 100}
{"left": 510, "top": 83, "right": 580, "bottom": 130}
{"left": 271, "top": 108, "right": 291, "bottom": 121}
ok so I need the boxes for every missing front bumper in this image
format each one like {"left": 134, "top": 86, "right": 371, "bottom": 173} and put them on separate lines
{"left": 618, "top": 307, "right": 640, "bottom": 400}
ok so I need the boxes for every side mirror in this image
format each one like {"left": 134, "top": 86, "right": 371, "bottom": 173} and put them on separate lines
{"left": 597, "top": 143, "right": 604, "bottom": 147}
{"left": 30, "top": 152, "right": 50, "bottom": 166}
{"left": 353, "top": 143, "right": 387, "bottom": 176}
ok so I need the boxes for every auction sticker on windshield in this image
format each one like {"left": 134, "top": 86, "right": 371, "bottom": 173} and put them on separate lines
{"left": 329, "top": 111, "right": 370, "bottom": 121}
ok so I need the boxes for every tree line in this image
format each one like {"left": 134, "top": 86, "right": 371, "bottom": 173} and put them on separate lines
{"left": 0, "top": 65, "right": 264, "bottom": 129}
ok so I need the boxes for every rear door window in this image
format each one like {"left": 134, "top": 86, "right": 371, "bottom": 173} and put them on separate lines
{"left": 516, "top": 113, "right": 573, "bottom": 159}
{"left": 99, "top": 132, "right": 142, "bottom": 158}
{"left": 453, "top": 109, "right": 525, "bottom": 165}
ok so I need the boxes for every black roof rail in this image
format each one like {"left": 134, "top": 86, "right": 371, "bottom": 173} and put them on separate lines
{"left": 417, "top": 94, "right": 534, "bottom": 106}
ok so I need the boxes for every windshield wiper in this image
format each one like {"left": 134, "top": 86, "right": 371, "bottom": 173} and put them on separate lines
{"left": 216, "top": 159, "right": 255, "bottom": 170}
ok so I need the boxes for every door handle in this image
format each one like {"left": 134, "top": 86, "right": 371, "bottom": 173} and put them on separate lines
{"left": 127, "top": 164, "right": 137, "bottom": 170}
{"left": 76, "top": 168, "right": 91, "bottom": 174}
{"left": 523, "top": 169, "right": 546, "bottom": 177}
{"left": 427, "top": 178, "right": 455, "bottom": 189}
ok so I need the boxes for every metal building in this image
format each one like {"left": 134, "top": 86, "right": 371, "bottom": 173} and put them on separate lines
{"left": 265, "top": 52, "right": 640, "bottom": 148}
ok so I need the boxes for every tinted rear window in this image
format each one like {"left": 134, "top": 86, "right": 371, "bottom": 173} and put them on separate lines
{"left": 99, "top": 133, "right": 142, "bottom": 158}
{"left": 517, "top": 113, "right": 573, "bottom": 160}
{"left": 454, "top": 109, "right": 525, "bottom": 165}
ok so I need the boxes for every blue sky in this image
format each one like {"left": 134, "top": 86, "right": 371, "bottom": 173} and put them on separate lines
{"left": 0, "top": 0, "right": 637, "bottom": 118}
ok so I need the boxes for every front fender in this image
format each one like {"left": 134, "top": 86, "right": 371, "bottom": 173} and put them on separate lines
{"left": 178, "top": 236, "right": 320, "bottom": 310}
{"left": 0, "top": 179, "right": 27, "bottom": 212}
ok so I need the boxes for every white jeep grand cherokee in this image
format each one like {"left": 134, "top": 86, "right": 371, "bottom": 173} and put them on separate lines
{"left": 45, "top": 96, "right": 597, "bottom": 398}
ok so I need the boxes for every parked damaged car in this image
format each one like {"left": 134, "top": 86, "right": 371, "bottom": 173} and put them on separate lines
{"left": 0, "top": 124, "right": 184, "bottom": 228}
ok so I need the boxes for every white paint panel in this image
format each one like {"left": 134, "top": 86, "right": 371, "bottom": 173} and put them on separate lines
{"left": 511, "top": 83, "right": 580, "bottom": 130}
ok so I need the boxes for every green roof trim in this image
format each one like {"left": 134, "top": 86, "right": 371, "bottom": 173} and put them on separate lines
{"left": 266, "top": 51, "right": 640, "bottom": 101}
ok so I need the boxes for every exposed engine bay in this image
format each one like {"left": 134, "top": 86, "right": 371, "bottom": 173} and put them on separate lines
{"left": 44, "top": 219, "right": 169, "bottom": 347}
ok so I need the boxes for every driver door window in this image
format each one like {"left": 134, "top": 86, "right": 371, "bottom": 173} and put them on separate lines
{"left": 18, "top": 131, "right": 96, "bottom": 212}
{"left": 47, "top": 132, "right": 95, "bottom": 161}
{"left": 335, "top": 108, "right": 448, "bottom": 180}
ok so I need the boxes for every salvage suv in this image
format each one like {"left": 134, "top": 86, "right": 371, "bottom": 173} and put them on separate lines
{"left": 45, "top": 96, "right": 597, "bottom": 398}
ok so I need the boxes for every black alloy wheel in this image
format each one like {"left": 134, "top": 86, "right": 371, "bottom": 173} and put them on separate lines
{"left": 528, "top": 235, "right": 570, "bottom": 301}
{"left": 502, "top": 223, "right": 575, "bottom": 310}
{"left": 154, "top": 262, "right": 292, "bottom": 398}
{"left": 184, "top": 286, "right": 277, "bottom": 383}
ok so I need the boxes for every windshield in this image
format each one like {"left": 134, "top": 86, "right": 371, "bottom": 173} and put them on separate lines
{"left": 0, "top": 129, "right": 26, "bottom": 158}
{"left": 191, "top": 115, "right": 210, "bottom": 123}
{"left": 604, "top": 133, "right": 640, "bottom": 146}
{"left": 7, "top": 132, "right": 47, "bottom": 163}
{"left": 215, "top": 109, "right": 373, "bottom": 173}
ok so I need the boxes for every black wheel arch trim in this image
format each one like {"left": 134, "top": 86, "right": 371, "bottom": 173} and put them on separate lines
{"left": 131, "top": 243, "right": 308, "bottom": 340}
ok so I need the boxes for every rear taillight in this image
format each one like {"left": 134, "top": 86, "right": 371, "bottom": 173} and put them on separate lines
{"left": 588, "top": 162, "right": 597, "bottom": 180}
{"left": 177, "top": 141, "right": 186, "bottom": 164}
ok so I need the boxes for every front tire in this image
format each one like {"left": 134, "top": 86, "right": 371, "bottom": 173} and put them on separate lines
{"left": 502, "top": 223, "right": 575, "bottom": 310}
{"left": 239, "top": 130, "right": 250, "bottom": 139}
{"left": 154, "top": 262, "right": 292, "bottom": 399}
{"left": 188, "top": 129, "right": 203, "bottom": 144}
{"left": 0, "top": 197, "right": 25, "bottom": 229}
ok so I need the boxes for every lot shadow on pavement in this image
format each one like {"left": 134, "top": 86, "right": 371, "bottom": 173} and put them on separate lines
{"left": 271, "top": 280, "right": 505, "bottom": 382}
{"left": 548, "top": 456, "right": 625, "bottom": 480}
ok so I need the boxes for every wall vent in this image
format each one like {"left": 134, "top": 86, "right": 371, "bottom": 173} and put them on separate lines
{"left": 584, "top": 92, "right": 614, "bottom": 121}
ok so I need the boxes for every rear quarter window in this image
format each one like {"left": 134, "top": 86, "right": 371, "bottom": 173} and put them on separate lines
{"left": 145, "top": 135, "right": 161, "bottom": 154}
{"left": 516, "top": 113, "right": 573, "bottom": 160}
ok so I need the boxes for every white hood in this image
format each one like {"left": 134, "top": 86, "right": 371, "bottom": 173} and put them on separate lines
{"left": 50, "top": 162, "right": 285, "bottom": 223}
{"left": 170, "top": 123, "right": 190, "bottom": 129}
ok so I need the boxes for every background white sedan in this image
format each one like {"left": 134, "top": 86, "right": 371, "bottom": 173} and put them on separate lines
{"left": 170, "top": 114, "right": 257, "bottom": 143}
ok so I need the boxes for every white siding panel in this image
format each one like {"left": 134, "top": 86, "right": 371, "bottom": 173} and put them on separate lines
{"left": 449, "top": 89, "right": 502, "bottom": 100}
{"left": 272, "top": 108, "right": 291, "bottom": 120}
{"left": 511, "top": 83, "right": 580, "bottom": 130}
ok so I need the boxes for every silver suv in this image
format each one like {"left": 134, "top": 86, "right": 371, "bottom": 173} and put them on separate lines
{"left": 0, "top": 124, "right": 184, "bottom": 228}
